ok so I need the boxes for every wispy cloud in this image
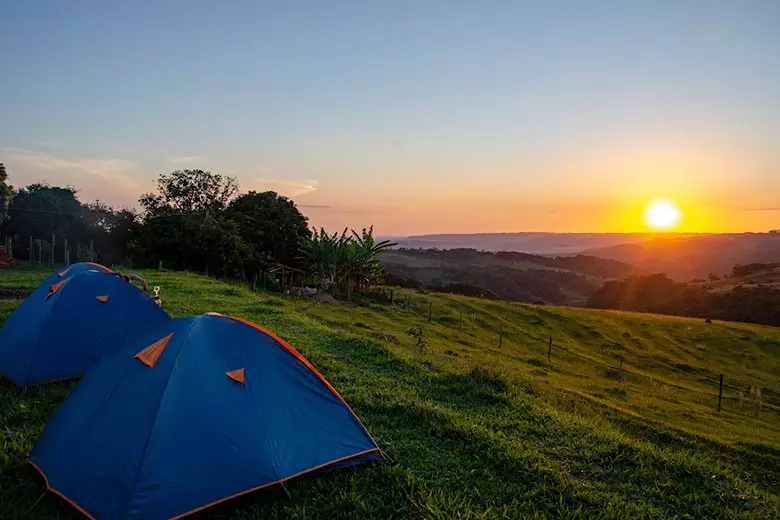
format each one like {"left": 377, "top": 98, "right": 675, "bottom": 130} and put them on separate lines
{"left": 298, "top": 204, "right": 375, "bottom": 215}
{"left": 169, "top": 156, "right": 200, "bottom": 164}
{"left": 243, "top": 178, "right": 319, "bottom": 197}
{"left": 1, "top": 148, "right": 143, "bottom": 207}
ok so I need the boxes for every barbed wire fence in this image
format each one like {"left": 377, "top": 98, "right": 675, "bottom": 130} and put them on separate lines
{"left": 352, "top": 288, "right": 779, "bottom": 423}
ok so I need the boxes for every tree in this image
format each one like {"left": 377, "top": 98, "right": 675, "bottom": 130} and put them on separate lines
{"left": 224, "top": 191, "right": 311, "bottom": 267}
{"left": 349, "top": 226, "right": 396, "bottom": 292}
{"left": 0, "top": 163, "right": 11, "bottom": 228}
{"left": 140, "top": 169, "right": 239, "bottom": 215}
{"left": 82, "top": 202, "right": 142, "bottom": 265}
{"left": 133, "top": 170, "right": 242, "bottom": 272}
{"left": 302, "top": 228, "right": 351, "bottom": 292}
{"left": 4, "top": 183, "right": 83, "bottom": 239}
{"left": 301, "top": 226, "right": 396, "bottom": 296}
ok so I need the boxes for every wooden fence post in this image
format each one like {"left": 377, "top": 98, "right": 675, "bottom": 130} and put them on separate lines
{"left": 37, "top": 240, "right": 42, "bottom": 265}
{"left": 548, "top": 336, "right": 553, "bottom": 363}
{"left": 428, "top": 302, "right": 432, "bottom": 322}
{"left": 389, "top": 289, "right": 394, "bottom": 304}
{"left": 753, "top": 386, "right": 762, "bottom": 417}
{"left": 498, "top": 323, "right": 504, "bottom": 348}
{"left": 717, "top": 374, "right": 724, "bottom": 412}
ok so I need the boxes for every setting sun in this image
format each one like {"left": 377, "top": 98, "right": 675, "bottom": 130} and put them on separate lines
{"left": 644, "top": 199, "right": 681, "bottom": 230}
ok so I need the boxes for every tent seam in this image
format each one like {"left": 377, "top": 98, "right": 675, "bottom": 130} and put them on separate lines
{"left": 21, "top": 277, "right": 72, "bottom": 386}
{"left": 122, "top": 319, "right": 198, "bottom": 517}
{"left": 225, "top": 315, "right": 382, "bottom": 452}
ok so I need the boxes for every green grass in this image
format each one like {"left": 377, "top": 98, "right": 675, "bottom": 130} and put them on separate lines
{"left": 1, "top": 266, "right": 779, "bottom": 519}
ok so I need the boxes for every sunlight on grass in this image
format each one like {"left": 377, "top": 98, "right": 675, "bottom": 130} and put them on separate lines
{"left": 0, "top": 267, "right": 778, "bottom": 518}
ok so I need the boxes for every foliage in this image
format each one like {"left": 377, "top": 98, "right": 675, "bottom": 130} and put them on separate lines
{"left": 588, "top": 273, "right": 780, "bottom": 327}
{"left": 225, "top": 191, "right": 311, "bottom": 268}
{"left": 0, "top": 163, "right": 11, "bottom": 228}
{"left": 0, "top": 183, "right": 139, "bottom": 265}
{"left": 733, "top": 263, "right": 780, "bottom": 278}
{"left": 139, "top": 169, "right": 238, "bottom": 214}
{"left": 133, "top": 171, "right": 313, "bottom": 281}
{"left": 1, "top": 268, "right": 779, "bottom": 519}
{"left": 301, "top": 226, "right": 396, "bottom": 295}
{"left": 4, "top": 183, "right": 83, "bottom": 238}
{"left": 380, "top": 248, "right": 612, "bottom": 304}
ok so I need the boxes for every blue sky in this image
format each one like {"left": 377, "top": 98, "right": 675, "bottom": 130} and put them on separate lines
{"left": 2, "top": 1, "right": 778, "bottom": 234}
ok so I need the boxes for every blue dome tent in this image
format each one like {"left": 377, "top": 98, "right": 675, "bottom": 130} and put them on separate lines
{"left": 29, "top": 313, "right": 380, "bottom": 519}
{"left": 0, "top": 267, "right": 169, "bottom": 387}
{"left": 20, "top": 262, "right": 112, "bottom": 303}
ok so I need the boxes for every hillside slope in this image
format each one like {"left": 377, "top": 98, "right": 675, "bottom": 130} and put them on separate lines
{"left": 586, "top": 233, "right": 780, "bottom": 281}
{"left": 1, "top": 268, "right": 779, "bottom": 519}
{"left": 379, "top": 249, "right": 634, "bottom": 305}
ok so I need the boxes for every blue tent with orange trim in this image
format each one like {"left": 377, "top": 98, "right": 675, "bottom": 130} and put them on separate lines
{"left": 19, "top": 262, "right": 113, "bottom": 303}
{"left": 29, "top": 313, "right": 381, "bottom": 519}
{"left": 0, "top": 267, "right": 169, "bottom": 387}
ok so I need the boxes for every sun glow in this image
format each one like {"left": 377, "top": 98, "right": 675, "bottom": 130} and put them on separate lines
{"left": 644, "top": 199, "right": 681, "bottom": 230}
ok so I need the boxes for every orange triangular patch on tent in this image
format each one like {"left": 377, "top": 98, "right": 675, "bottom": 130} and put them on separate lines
{"left": 134, "top": 332, "right": 174, "bottom": 368}
{"left": 226, "top": 368, "right": 245, "bottom": 384}
{"left": 45, "top": 278, "right": 70, "bottom": 300}
{"left": 96, "top": 295, "right": 109, "bottom": 303}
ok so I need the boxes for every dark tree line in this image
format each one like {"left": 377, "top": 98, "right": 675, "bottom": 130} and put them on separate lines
{"left": 587, "top": 273, "right": 780, "bottom": 327}
{"left": 130, "top": 169, "right": 310, "bottom": 282}
{"left": 0, "top": 182, "right": 139, "bottom": 265}
{"left": 0, "top": 167, "right": 314, "bottom": 285}
{"left": 732, "top": 263, "right": 780, "bottom": 278}
{"left": 0, "top": 165, "right": 394, "bottom": 293}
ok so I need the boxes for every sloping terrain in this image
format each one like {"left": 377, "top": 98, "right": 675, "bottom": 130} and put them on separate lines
{"left": 586, "top": 233, "right": 780, "bottom": 281}
{"left": 388, "top": 232, "right": 657, "bottom": 254}
{"left": 705, "top": 264, "right": 780, "bottom": 294}
{"left": 379, "top": 249, "right": 634, "bottom": 305}
{"left": 1, "top": 268, "right": 779, "bottom": 519}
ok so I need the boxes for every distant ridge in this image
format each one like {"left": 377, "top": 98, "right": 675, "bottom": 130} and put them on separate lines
{"left": 385, "top": 232, "right": 702, "bottom": 256}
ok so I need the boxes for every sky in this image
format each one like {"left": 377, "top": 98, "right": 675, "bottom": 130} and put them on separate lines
{"left": 1, "top": 1, "right": 778, "bottom": 236}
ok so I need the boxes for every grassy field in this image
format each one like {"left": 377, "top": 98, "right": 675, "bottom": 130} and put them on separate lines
{"left": 1, "top": 266, "right": 779, "bottom": 519}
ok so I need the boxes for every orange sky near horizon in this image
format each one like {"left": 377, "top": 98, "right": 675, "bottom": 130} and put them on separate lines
{"left": 299, "top": 147, "right": 780, "bottom": 235}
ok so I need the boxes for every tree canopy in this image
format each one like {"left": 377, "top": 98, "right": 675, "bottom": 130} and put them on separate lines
{"left": 225, "top": 191, "right": 311, "bottom": 267}
{"left": 0, "top": 163, "right": 11, "bottom": 228}
{"left": 140, "top": 169, "right": 239, "bottom": 215}
{"left": 0, "top": 167, "right": 390, "bottom": 295}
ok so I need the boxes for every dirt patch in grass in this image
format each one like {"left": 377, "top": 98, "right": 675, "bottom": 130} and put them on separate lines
{"left": 0, "top": 287, "right": 31, "bottom": 300}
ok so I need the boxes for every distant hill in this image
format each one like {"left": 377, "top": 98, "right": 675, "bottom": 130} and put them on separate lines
{"left": 587, "top": 262, "right": 780, "bottom": 327}
{"left": 386, "top": 232, "right": 780, "bottom": 282}
{"left": 379, "top": 248, "right": 634, "bottom": 305}
{"left": 387, "top": 232, "right": 676, "bottom": 255}
{"left": 585, "top": 233, "right": 780, "bottom": 281}
{"left": 699, "top": 262, "right": 780, "bottom": 294}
